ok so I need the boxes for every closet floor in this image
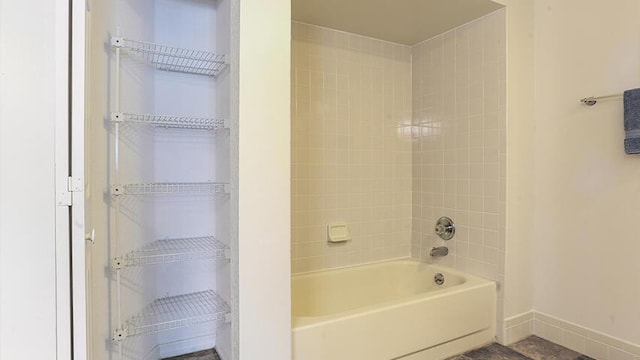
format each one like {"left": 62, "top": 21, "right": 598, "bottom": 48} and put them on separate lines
{"left": 446, "top": 336, "right": 595, "bottom": 360}
{"left": 163, "top": 348, "right": 220, "bottom": 360}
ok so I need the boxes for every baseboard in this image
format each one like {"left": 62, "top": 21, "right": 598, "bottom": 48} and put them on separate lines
{"left": 503, "top": 311, "right": 640, "bottom": 359}
{"left": 503, "top": 311, "right": 534, "bottom": 345}
{"left": 158, "top": 334, "right": 216, "bottom": 359}
{"left": 533, "top": 311, "right": 640, "bottom": 359}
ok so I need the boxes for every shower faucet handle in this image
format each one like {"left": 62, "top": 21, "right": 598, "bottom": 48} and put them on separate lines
{"left": 435, "top": 223, "right": 452, "bottom": 234}
{"left": 435, "top": 217, "right": 455, "bottom": 240}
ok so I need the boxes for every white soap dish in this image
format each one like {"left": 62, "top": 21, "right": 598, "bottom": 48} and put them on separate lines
{"left": 327, "top": 223, "right": 350, "bottom": 243}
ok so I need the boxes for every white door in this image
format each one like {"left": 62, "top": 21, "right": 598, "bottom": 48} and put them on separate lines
{"left": 0, "top": 0, "right": 86, "bottom": 359}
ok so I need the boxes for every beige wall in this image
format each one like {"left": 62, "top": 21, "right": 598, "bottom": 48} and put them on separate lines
{"left": 291, "top": 22, "right": 413, "bottom": 274}
{"left": 493, "top": 0, "right": 536, "bottom": 344}
{"left": 238, "top": 0, "right": 291, "bottom": 358}
{"left": 289, "top": 1, "right": 640, "bottom": 354}
{"left": 411, "top": 8, "right": 507, "bottom": 339}
{"left": 496, "top": 0, "right": 640, "bottom": 353}
{"left": 532, "top": 0, "right": 640, "bottom": 347}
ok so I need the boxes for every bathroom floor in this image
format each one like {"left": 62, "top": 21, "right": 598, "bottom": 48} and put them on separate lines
{"left": 447, "top": 336, "right": 595, "bottom": 360}
{"left": 163, "top": 348, "right": 220, "bottom": 360}
{"left": 165, "top": 336, "right": 592, "bottom": 360}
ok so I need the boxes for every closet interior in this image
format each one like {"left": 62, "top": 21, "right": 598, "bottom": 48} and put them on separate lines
{"left": 86, "top": 0, "right": 235, "bottom": 358}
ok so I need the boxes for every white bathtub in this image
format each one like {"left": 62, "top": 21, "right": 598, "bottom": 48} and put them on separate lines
{"left": 292, "top": 259, "right": 496, "bottom": 360}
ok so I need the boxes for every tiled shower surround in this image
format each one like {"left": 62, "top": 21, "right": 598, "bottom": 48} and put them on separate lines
{"left": 411, "top": 11, "right": 506, "bottom": 280}
{"left": 292, "top": 8, "right": 505, "bottom": 296}
{"left": 411, "top": 7, "right": 507, "bottom": 339}
{"left": 292, "top": 9, "right": 505, "bottom": 278}
{"left": 291, "top": 22, "right": 413, "bottom": 273}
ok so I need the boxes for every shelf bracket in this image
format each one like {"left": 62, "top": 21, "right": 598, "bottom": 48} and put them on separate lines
{"left": 112, "top": 327, "right": 128, "bottom": 342}
{"left": 112, "top": 257, "right": 124, "bottom": 270}
{"left": 110, "top": 112, "right": 123, "bottom": 123}
{"left": 111, "top": 36, "right": 124, "bottom": 48}
{"left": 111, "top": 185, "right": 123, "bottom": 196}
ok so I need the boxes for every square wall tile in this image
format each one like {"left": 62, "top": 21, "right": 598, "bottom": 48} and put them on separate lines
{"left": 411, "top": 10, "right": 505, "bottom": 279}
{"left": 292, "top": 22, "right": 413, "bottom": 273}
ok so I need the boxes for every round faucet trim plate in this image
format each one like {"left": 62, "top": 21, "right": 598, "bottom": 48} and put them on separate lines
{"left": 435, "top": 216, "right": 455, "bottom": 240}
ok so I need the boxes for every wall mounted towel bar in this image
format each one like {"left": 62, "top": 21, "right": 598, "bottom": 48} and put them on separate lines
{"left": 580, "top": 94, "right": 622, "bottom": 106}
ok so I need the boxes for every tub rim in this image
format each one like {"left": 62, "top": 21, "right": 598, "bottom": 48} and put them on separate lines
{"left": 291, "top": 258, "right": 496, "bottom": 329}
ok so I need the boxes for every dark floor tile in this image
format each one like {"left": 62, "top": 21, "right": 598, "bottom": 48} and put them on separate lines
{"left": 509, "top": 336, "right": 583, "bottom": 360}
{"left": 463, "top": 343, "right": 533, "bottom": 360}
{"left": 162, "top": 348, "right": 220, "bottom": 360}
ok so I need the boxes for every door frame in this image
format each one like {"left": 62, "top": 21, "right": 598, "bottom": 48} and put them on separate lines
{"left": 70, "top": 0, "right": 88, "bottom": 357}
{"left": 56, "top": 0, "right": 88, "bottom": 358}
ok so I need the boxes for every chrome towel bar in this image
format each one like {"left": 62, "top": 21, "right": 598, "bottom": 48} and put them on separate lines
{"left": 580, "top": 93, "right": 622, "bottom": 106}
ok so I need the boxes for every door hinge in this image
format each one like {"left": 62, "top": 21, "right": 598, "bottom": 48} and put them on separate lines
{"left": 57, "top": 177, "right": 84, "bottom": 207}
{"left": 68, "top": 176, "right": 83, "bottom": 192}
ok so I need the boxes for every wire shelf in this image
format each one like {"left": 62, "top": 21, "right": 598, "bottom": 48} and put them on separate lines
{"left": 114, "top": 236, "right": 228, "bottom": 268}
{"left": 111, "top": 182, "right": 228, "bottom": 196}
{"left": 113, "top": 290, "right": 230, "bottom": 341}
{"left": 112, "top": 36, "right": 226, "bottom": 77}
{"left": 112, "top": 112, "right": 228, "bottom": 130}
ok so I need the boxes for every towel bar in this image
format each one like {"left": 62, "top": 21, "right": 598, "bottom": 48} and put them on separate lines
{"left": 580, "top": 93, "right": 622, "bottom": 106}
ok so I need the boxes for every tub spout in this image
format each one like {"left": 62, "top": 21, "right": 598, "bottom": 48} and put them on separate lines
{"left": 430, "top": 246, "right": 449, "bottom": 257}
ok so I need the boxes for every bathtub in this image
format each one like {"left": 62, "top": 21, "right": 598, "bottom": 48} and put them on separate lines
{"left": 292, "top": 259, "right": 496, "bottom": 360}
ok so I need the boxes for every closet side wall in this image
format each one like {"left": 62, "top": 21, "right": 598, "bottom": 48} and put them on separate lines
{"left": 237, "top": 0, "right": 292, "bottom": 358}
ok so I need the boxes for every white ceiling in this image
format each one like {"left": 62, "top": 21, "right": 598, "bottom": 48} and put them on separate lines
{"left": 292, "top": 0, "right": 504, "bottom": 46}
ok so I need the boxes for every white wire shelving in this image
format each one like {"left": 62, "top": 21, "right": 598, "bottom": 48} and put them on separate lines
{"left": 112, "top": 290, "right": 230, "bottom": 342}
{"left": 111, "top": 36, "right": 226, "bottom": 77}
{"left": 111, "top": 182, "right": 228, "bottom": 196}
{"left": 113, "top": 236, "right": 228, "bottom": 269}
{"left": 109, "top": 27, "right": 233, "bottom": 359}
{"left": 111, "top": 112, "right": 228, "bottom": 130}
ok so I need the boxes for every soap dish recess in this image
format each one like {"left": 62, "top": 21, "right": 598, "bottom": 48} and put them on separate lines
{"left": 327, "top": 223, "right": 350, "bottom": 243}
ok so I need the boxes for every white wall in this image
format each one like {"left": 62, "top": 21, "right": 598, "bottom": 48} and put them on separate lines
{"left": 237, "top": 0, "right": 291, "bottom": 359}
{"left": 0, "top": 0, "right": 65, "bottom": 358}
{"left": 533, "top": 0, "right": 640, "bottom": 346}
